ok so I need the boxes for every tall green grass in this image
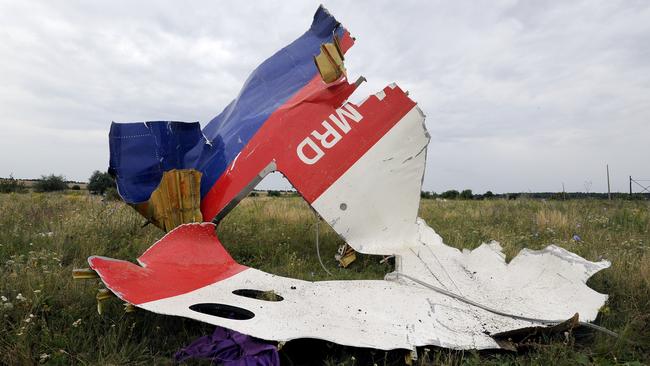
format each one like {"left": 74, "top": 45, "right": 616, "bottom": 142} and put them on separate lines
{"left": 0, "top": 193, "right": 648, "bottom": 365}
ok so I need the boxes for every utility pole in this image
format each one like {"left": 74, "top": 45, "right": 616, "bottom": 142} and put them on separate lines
{"left": 562, "top": 182, "right": 566, "bottom": 200}
{"left": 630, "top": 176, "right": 633, "bottom": 196}
{"left": 606, "top": 164, "right": 611, "bottom": 200}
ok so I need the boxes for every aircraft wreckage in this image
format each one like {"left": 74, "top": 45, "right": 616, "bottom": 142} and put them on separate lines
{"left": 80, "top": 5, "right": 611, "bottom": 354}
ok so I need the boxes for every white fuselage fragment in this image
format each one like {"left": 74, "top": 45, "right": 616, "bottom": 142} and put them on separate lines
{"left": 133, "top": 96, "right": 609, "bottom": 351}
{"left": 138, "top": 223, "right": 608, "bottom": 350}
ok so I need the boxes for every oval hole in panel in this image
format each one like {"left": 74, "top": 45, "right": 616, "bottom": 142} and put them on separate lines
{"left": 232, "top": 289, "right": 284, "bottom": 302}
{"left": 189, "top": 303, "right": 255, "bottom": 320}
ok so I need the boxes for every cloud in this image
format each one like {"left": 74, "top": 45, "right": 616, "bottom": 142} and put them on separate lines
{"left": 1, "top": 0, "right": 648, "bottom": 193}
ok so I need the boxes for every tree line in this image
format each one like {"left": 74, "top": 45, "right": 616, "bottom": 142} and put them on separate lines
{"left": 0, "top": 171, "right": 117, "bottom": 197}
{"left": 420, "top": 190, "right": 649, "bottom": 200}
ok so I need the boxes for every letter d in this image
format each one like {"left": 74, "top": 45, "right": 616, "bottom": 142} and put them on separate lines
{"left": 297, "top": 137, "right": 324, "bottom": 165}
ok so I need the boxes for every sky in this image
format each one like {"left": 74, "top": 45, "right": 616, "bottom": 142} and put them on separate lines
{"left": 1, "top": 0, "right": 648, "bottom": 193}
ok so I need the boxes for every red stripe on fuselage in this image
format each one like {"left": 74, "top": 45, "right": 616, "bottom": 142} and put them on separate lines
{"left": 89, "top": 223, "right": 246, "bottom": 305}
{"left": 200, "top": 32, "right": 416, "bottom": 221}
{"left": 200, "top": 31, "right": 355, "bottom": 220}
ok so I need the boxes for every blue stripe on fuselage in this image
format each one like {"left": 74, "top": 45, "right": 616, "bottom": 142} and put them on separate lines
{"left": 109, "top": 6, "right": 344, "bottom": 203}
{"left": 197, "top": 6, "right": 344, "bottom": 197}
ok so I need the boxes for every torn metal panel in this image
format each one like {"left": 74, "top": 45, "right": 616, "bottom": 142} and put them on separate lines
{"left": 314, "top": 35, "right": 346, "bottom": 83}
{"left": 133, "top": 169, "right": 203, "bottom": 231}
{"left": 395, "top": 223, "right": 609, "bottom": 325}
{"left": 335, "top": 243, "right": 356, "bottom": 268}
{"left": 309, "top": 87, "right": 427, "bottom": 255}
{"left": 90, "top": 83, "right": 610, "bottom": 351}
{"left": 89, "top": 5, "right": 612, "bottom": 353}
{"left": 108, "top": 121, "right": 207, "bottom": 204}
{"left": 89, "top": 222, "right": 609, "bottom": 351}
{"left": 108, "top": 6, "right": 354, "bottom": 224}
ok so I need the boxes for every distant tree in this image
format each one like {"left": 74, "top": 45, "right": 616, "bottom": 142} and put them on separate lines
{"left": 87, "top": 171, "right": 115, "bottom": 195}
{"left": 420, "top": 191, "right": 432, "bottom": 199}
{"left": 71, "top": 185, "right": 81, "bottom": 190}
{"left": 440, "top": 190, "right": 459, "bottom": 199}
{"left": 484, "top": 191, "right": 494, "bottom": 199}
{"left": 0, "top": 175, "right": 27, "bottom": 193}
{"left": 34, "top": 174, "right": 67, "bottom": 192}
{"left": 460, "top": 189, "right": 473, "bottom": 200}
{"left": 267, "top": 190, "right": 281, "bottom": 197}
{"left": 249, "top": 191, "right": 259, "bottom": 197}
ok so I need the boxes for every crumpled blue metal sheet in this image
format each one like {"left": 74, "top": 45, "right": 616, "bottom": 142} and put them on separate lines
{"left": 109, "top": 6, "right": 346, "bottom": 205}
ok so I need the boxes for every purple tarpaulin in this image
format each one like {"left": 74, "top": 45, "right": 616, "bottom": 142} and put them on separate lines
{"left": 174, "top": 327, "right": 279, "bottom": 366}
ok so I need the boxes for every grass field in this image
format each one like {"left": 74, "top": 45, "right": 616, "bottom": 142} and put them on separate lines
{"left": 0, "top": 192, "right": 648, "bottom": 365}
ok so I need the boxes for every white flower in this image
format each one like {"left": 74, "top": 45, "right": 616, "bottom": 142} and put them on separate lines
{"left": 1, "top": 296, "right": 7, "bottom": 302}
{"left": 16, "top": 293, "right": 26, "bottom": 302}
{"left": 39, "top": 353, "right": 50, "bottom": 363}
{"left": 72, "top": 318, "right": 82, "bottom": 327}
{"left": 3, "top": 303, "right": 13, "bottom": 310}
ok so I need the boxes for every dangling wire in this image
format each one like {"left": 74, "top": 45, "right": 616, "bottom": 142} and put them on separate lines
{"left": 313, "top": 210, "right": 333, "bottom": 276}
{"left": 391, "top": 272, "right": 622, "bottom": 340}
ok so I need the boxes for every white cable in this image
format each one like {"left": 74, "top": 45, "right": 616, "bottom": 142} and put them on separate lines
{"left": 391, "top": 272, "right": 620, "bottom": 339}
{"left": 314, "top": 212, "right": 333, "bottom": 276}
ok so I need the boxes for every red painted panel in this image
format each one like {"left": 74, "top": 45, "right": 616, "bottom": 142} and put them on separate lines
{"left": 201, "top": 82, "right": 416, "bottom": 221}
{"left": 89, "top": 223, "right": 246, "bottom": 305}
{"left": 200, "top": 31, "right": 358, "bottom": 220}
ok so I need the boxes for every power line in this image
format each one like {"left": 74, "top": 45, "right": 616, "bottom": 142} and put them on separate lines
{"left": 630, "top": 176, "right": 650, "bottom": 194}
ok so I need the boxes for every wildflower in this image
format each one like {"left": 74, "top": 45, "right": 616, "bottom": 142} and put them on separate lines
{"left": 72, "top": 318, "right": 82, "bottom": 327}
{"left": 3, "top": 303, "right": 13, "bottom": 310}
{"left": 39, "top": 353, "right": 50, "bottom": 363}
{"left": 1, "top": 296, "right": 7, "bottom": 302}
{"left": 16, "top": 293, "right": 26, "bottom": 302}
{"left": 572, "top": 234, "right": 582, "bottom": 242}
{"left": 33, "top": 290, "right": 41, "bottom": 293}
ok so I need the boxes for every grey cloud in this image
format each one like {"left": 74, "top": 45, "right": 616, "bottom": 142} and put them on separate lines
{"left": 1, "top": 0, "right": 648, "bottom": 194}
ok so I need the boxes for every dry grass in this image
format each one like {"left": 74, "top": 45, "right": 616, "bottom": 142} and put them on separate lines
{"left": 0, "top": 192, "right": 648, "bottom": 365}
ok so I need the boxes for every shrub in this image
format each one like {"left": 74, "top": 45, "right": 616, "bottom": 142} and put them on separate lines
{"left": 267, "top": 190, "right": 281, "bottom": 197}
{"left": 87, "top": 170, "right": 115, "bottom": 195}
{"left": 0, "top": 175, "right": 27, "bottom": 193}
{"left": 484, "top": 191, "right": 494, "bottom": 199}
{"left": 440, "top": 190, "right": 459, "bottom": 199}
{"left": 34, "top": 174, "right": 67, "bottom": 192}
{"left": 460, "top": 189, "right": 473, "bottom": 200}
{"left": 71, "top": 185, "right": 81, "bottom": 190}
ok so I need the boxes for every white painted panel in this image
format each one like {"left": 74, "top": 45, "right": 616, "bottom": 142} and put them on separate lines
{"left": 311, "top": 105, "right": 429, "bottom": 254}
{"left": 139, "top": 229, "right": 609, "bottom": 351}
